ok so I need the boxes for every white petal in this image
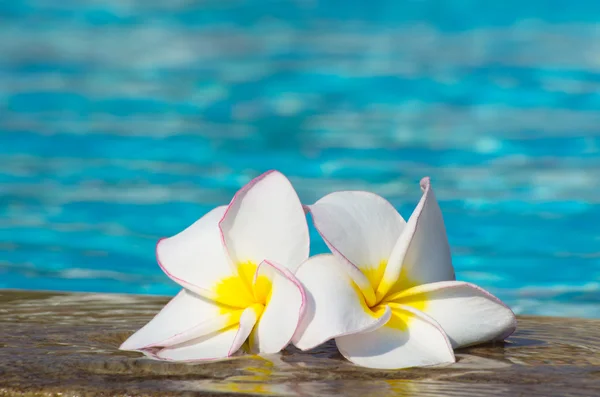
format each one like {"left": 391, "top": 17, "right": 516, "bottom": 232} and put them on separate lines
{"left": 156, "top": 206, "right": 235, "bottom": 301}
{"left": 307, "top": 191, "right": 406, "bottom": 306}
{"left": 249, "top": 260, "right": 305, "bottom": 354}
{"left": 219, "top": 170, "right": 309, "bottom": 272}
{"left": 379, "top": 177, "right": 455, "bottom": 299}
{"left": 120, "top": 289, "right": 232, "bottom": 351}
{"left": 293, "top": 254, "right": 391, "bottom": 351}
{"left": 391, "top": 281, "right": 517, "bottom": 348}
{"left": 155, "top": 305, "right": 259, "bottom": 361}
{"left": 335, "top": 304, "right": 455, "bottom": 369}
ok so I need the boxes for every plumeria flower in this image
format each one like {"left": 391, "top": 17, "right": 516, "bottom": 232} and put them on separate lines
{"left": 293, "top": 177, "right": 516, "bottom": 369}
{"left": 120, "top": 171, "right": 309, "bottom": 361}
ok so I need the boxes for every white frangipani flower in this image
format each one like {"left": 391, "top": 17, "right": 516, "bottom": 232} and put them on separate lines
{"left": 120, "top": 171, "right": 309, "bottom": 361}
{"left": 293, "top": 177, "right": 516, "bottom": 369}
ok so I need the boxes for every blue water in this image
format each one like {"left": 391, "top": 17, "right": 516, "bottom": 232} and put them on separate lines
{"left": 1, "top": 0, "right": 599, "bottom": 318}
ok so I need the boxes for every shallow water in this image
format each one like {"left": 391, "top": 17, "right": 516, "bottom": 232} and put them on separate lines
{"left": 1, "top": 1, "right": 600, "bottom": 318}
{"left": 1, "top": 290, "right": 599, "bottom": 396}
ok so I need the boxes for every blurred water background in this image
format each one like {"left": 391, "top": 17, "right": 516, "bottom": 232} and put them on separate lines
{"left": 1, "top": 0, "right": 599, "bottom": 318}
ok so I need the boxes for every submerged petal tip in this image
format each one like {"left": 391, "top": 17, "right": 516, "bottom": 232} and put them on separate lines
{"left": 119, "top": 338, "right": 137, "bottom": 352}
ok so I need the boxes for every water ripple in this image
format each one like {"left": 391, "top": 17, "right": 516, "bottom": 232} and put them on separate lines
{"left": 1, "top": 0, "right": 599, "bottom": 318}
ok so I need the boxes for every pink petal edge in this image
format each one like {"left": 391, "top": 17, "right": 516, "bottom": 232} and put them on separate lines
{"left": 144, "top": 317, "right": 254, "bottom": 363}
{"left": 381, "top": 176, "right": 455, "bottom": 299}
{"left": 254, "top": 259, "right": 307, "bottom": 350}
{"left": 119, "top": 291, "right": 188, "bottom": 351}
{"left": 335, "top": 304, "right": 456, "bottom": 367}
{"left": 218, "top": 170, "right": 309, "bottom": 262}
{"left": 155, "top": 238, "right": 217, "bottom": 298}
{"left": 306, "top": 189, "right": 401, "bottom": 274}
{"left": 399, "top": 280, "right": 518, "bottom": 342}
{"left": 227, "top": 308, "right": 258, "bottom": 357}
{"left": 396, "top": 304, "right": 456, "bottom": 360}
{"left": 306, "top": 190, "right": 401, "bottom": 304}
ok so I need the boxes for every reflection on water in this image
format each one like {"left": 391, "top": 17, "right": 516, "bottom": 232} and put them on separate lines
{"left": 1, "top": 290, "right": 599, "bottom": 396}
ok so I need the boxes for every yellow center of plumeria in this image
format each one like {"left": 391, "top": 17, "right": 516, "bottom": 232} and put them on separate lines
{"left": 215, "top": 262, "right": 272, "bottom": 308}
{"left": 360, "top": 260, "right": 428, "bottom": 331}
{"left": 213, "top": 261, "right": 273, "bottom": 349}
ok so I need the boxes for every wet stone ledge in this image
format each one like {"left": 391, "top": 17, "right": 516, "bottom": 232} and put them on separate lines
{"left": 0, "top": 290, "right": 599, "bottom": 397}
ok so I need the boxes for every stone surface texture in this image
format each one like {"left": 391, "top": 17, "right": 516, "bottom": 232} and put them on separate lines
{"left": 0, "top": 290, "right": 598, "bottom": 396}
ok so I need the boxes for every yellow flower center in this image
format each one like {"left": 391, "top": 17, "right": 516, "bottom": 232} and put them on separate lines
{"left": 214, "top": 261, "right": 273, "bottom": 309}
{"left": 213, "top": 261, "right": 273, "bottom": 351}
{"left": 360, "top": 260, "right": 428, "bottom": 331}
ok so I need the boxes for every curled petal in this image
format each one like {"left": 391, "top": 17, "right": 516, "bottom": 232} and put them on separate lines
{"left": 219, "top": 170, "right": 309, "bottom": 273}
{"left": 156, "top": 206, "right": 235, "bottom": 302}
{"left": 378, "top": 177, "right": 455, "bottom": 299}
{"left": 249, "top": 260, "right": 305, "bottom": 354}
{"left": 293, "top": 254, "right": 392, "bottom": 351}
{"left": 392, "top": 281, "right": 517, "bottom": 348}
{"left": 120, "top": 289, "right": 237, "bottom": 351}
{"left": 307, "top": 191, "right": 406, "bottom": 306}
{"left": 154, "top": 305, "right": 260, "bottom": 362}
{"left": 335, "top": 304, "right": 455, "bottom": 369}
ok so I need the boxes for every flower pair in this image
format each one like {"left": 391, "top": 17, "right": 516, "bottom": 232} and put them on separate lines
{"left": 120, "top": 171, "right": 516, "bottom": 369}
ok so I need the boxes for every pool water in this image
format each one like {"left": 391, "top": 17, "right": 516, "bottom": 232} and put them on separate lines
{"left": 1, "top": 0, "right": 599, "bottom": 318}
